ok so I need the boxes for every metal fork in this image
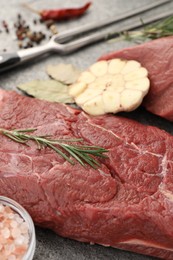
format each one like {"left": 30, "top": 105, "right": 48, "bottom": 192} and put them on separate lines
{"left": 0, "top": 0, "right": 172, "bottom": 73}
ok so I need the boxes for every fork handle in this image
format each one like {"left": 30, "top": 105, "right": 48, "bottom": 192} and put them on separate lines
{"left": 0, "top": 53, "right": 21, "bottom": 73}
{"left": 0, "top": 43, "right": 56, "bottom": 73}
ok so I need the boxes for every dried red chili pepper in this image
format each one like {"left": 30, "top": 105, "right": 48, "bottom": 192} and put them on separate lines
{"left": 24, "top": 2, "right": 92, "bottom": 21}
{"left": 41, "top": 2, "right": 92, "bottom": 21}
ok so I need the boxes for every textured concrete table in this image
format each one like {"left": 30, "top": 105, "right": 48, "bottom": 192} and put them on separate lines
{"left": 1, "top": 0, "right": 172, "bottom": 259}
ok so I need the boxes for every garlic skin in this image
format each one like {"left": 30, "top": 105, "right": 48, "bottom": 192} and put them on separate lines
{"left": 69, "top": 59, "right": 150, "bottom": 116}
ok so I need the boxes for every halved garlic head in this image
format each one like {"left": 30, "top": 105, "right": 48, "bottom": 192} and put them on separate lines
{"left": 69, "top": 59, "right": 150, "bottom": 116}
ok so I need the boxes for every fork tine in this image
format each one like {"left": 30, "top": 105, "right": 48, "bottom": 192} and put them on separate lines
{"left": 55, "top": 0, "right": 171, "bottom": 43}
{"left": 62, "top": 9, "right": 173, "bottom": 54}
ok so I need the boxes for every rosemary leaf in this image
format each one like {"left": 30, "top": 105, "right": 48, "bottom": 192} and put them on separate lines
{"left": 70, "top": 148, "right": 101, "bottom": 169}
{"left": 123, "top": 15, "right": 173, "bottom": 42}
{"left": 0, "top": 127, "right": 108, "bottom": 169}
{"left": 47, "top": 143, "right": 75, "bottom": 165}
{"left": 71, "top": 146, "right": 108, "bottom": 157}
{"left": 46, "top": 138, "right": 83, "bottom": 143}
{"left": 34, "top": 138, "right": 43, "bottom": 150}
{"left": 59, "top": 143, "right": 85, "bottom": 166}
{"left": 15, "top": 128, "right": 37, "bottom": 133}
{"left": 82, "top": 152, "right": 101, "bottom": 167}
{"left": 3, "top": 132, "right": 27, "bottom": 144}
{"left": 75, "top": 145, "right": 107, "bottom": 150}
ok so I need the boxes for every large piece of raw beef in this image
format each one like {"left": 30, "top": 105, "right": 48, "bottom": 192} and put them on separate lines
{"left": 99, "top": 36, "right": 173, "bottom": 122}
{"left": 0, "top": 90, "right": 173, "bottom": 260}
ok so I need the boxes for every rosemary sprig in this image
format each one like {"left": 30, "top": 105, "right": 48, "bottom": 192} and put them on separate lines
{"left": 123, "top": 15, "right": 173, "bottom": 43}
{"left": 0, "top": 128, "right": 108, "bottom": 169}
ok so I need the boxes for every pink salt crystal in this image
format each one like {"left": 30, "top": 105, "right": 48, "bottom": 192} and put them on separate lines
{"left": 0, "top": 234, "right": 6, "bottom": 244}
{"left": 0, "top": 221, "right": 4, "bottom": 228}
{"left": 10, "top": 220, "right": 18, "bottom": 228}
{"left": 2, "top": 227, "right": 10, "bottom": 239}
{"left": 14, "top": 244, "right": 27, "bottom": 255}
{"left": 0, "top": 203, "right": 30, "bottom": 259}
{"left": 14, "top": 214, "right": 23, "bottom": 224}
{"left": 20, "top": 222, "right": 28, "bottom": 234}
{"left": 0, "top": 204, "right": 4, "bottom": 212}
{"left": 8, "top": 213, "right": 15, "bottom": 219}
{"left": 5, "top": 206, "right": 13, "bottom": 213}
{"left": 15, "top": 235, "right": 25, "bottom": 246}
{"left": 7, "top": 254, "right": 17, "bottom": 260}
{"left": 11, "top": 227, "right": 21, "bottom": 238}
{"left": 4, "top": 243, "right": 15, "bottom": 256}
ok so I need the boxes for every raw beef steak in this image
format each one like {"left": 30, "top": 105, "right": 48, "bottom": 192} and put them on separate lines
{"left": 0, "top": 90, "right": 173, "bottom": 260}
{"left": 99, "top": 36, "right": 173, "bottom": 122}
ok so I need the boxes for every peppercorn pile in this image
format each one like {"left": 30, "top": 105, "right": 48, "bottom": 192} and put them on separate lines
{"left": 0, "top": 2, "right": 91, "bottom": 52}
{"left": 1, "top": 14, "right": 58, "bottom": 51}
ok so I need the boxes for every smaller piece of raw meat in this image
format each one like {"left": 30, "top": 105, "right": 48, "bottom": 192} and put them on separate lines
{"left": 99, "top": 36, "right": 173, "bottom": 121}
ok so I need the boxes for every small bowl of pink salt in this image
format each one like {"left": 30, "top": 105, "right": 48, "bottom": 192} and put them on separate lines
{"left": 0, "top": 196, "right": 36, "bottom": 260}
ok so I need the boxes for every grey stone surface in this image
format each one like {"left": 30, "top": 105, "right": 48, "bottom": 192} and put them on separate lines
{"left": 0, "top": 0, "right": 172, "bottom": 259}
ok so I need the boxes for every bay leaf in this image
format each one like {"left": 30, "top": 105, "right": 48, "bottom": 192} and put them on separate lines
{"left": 17, "top": 80, "right": 74, "bottom": 103}
{"left": 46, "top": 63, "right": 81, "bottom": 85}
